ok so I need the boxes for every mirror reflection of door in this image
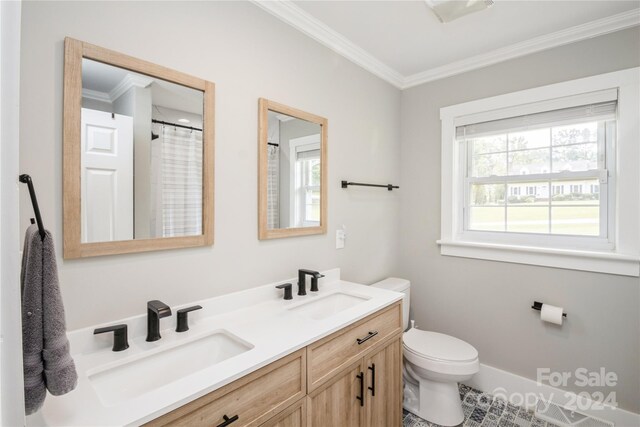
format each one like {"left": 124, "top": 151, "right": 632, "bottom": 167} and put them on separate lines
{"left": 80, "top": 108, "right": 134, "bottom": 242}
{"left": 80, "top": 58, "right": 204, "bottom": 243}
{"left": 266, "top": 111, "right": 322, "bottom": 230}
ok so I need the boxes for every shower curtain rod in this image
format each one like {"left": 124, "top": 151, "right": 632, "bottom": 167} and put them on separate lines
{"left": 152, "top": 119, "right": 202, "bottom": 132}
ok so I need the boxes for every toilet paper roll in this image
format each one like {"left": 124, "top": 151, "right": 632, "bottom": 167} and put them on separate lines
{"left": 541, "top": 303, "right": 564, "bottom": 325}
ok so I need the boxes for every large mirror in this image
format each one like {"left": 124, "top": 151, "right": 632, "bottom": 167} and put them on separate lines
{"left": 258, "top": 99, "right": 327, "bottom": 239}
{"left": 63, "top": 38, "right": 214, "bottom": 258}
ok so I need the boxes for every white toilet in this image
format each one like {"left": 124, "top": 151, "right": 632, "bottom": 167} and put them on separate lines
{"left": 372, "top": 278, "right": 479, "bottom": 427}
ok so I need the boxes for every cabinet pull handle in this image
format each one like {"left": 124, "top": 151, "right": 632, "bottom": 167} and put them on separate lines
{"left": 216, "top": 414, "right": 239, "bottom": 427}
{"left": 368, "top": 363, "right": 376, "bottom": 396}
{"left": 356, "top": 372, "right": 364, "bottom": 407}
{"left": 356, "top": 331, "right": 378, "bottom": 345}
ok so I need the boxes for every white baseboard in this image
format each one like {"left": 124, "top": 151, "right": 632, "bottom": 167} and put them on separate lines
{"left": 463, "top": 363, "right": 639, "bottom": 427}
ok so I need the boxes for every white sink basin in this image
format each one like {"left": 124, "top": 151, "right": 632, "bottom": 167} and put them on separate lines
{"left": 88, "top": 330, "right": 253, "bottom": 406}
{"left": 288, "top": 292, "right": 370, "bottom": 320}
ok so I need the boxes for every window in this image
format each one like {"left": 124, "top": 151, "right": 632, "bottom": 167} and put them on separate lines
{"left": 438, "top": 68, "right": 640, "bottom": 276}
{"left": 290, "top": 135, "right": 320, "bottom": 227}
{"left": 462, "top": 112, "right": 613, "bottom": 238}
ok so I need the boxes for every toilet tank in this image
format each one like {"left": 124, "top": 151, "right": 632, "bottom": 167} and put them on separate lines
{"left": 371, "top": 278, "right": 410, "bottom": 330}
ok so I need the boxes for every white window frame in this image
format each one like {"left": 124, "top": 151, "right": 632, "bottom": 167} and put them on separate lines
{"left": 438, "top": 68, "right": 640, "bottom": 276}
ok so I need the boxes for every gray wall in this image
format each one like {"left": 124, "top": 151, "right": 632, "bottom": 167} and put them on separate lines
{"left": 19, "top": 1, "right": 401, "bottom": 329}
{"left": 399, "top": 27, "right": 640, "bottom": 412}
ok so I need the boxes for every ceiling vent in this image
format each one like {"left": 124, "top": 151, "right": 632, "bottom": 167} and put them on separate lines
{"left": 426, "top": 0, "right": 494, "bottom": 23}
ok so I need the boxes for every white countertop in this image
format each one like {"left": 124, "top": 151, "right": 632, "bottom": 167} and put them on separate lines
{"left": 27, "top": 269, "right": 402, "bottom": 426}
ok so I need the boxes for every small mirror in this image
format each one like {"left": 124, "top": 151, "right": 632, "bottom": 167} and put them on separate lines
{"left": 64, "top": 38, "right": 214, "bottom": 258}
{"left": 258, "top": 99, "right": 327, "bottom": 239}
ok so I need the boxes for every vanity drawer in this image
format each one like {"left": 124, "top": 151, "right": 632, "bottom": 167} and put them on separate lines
{"left": 147, "top": 349, "right": 306, "bottom": 427}
{"left": 306, "top": 301, "right": 402, "bottom": 391}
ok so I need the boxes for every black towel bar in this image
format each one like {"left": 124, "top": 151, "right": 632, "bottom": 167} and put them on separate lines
{"left": 341, "top": 180, "right": 399, "bottom": 191}
{"left": 19, "top": 174, "right": 46, "bottom": 240}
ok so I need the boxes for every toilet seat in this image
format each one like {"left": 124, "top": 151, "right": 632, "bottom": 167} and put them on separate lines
{"left": 403, "top": 329, "right": 479, "bottom": 376}
{"left": 403, "top": 329, "right": 478, "bottom": 362}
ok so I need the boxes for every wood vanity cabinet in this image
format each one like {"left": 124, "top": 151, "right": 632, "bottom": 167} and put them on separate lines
{"left": 146, "top": 301, "right": 402, "bottom": 427}
{"left": 363, "top": 337, "right": 403, "bottom": 427}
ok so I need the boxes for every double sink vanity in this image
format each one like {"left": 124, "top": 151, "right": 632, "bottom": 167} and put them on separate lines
{"left": 42, "top": 39, "right": 402, "bottom": 426}
{"left": 27, "top": 269, "right": 403, "bottom": 426}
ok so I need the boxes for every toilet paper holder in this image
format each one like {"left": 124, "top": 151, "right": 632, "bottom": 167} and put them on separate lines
{"left": 531, "top": 301, "right": 567, "bottom": 317}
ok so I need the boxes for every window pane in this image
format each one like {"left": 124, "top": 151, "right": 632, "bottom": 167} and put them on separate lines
{"left": 507, "top": 182, "right": 549, "bottom": 204}
{"left": 471, "top": 152, "right": 506, "bottom": 177}
{"left": 552, "top": 122, "right": 597, "bottom": 146}
{"left": 508, "top": 128, "right": 550, "bottom": 151}
{"left": 552, "top": 143, "right": 598, "bottom": 172}
{"left": 469, "top": 207, "right": 504, "bottom": 231}
{"left": 506, "top": 207, "right": 549, "bottom": 233}
{"left": 470, "top": 135, "right": 506, "bottom": 154}
{"left": 508, "top": 148, "right": 550, "bottom": 175}
{"left": 551, "top": 207, "right": 599, "bottom": 236}
{"left": 551, "top": 179, "right": 599, "bottom": 205}
{"left": 309, "top": 160, "right": 321, "bottom": 186}
{"left": 470, "top": 184, "right": 505, "bottom": 206}
{"left": 305, "top": 189, "right": 320, "bottom": 222}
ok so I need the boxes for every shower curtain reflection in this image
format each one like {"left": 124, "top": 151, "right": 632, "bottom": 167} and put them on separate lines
{"left": 266, "top": 144, "right": 280, "bottom": 229}
{"left": 151, "top": 123, "right": 203, "bottom": 238}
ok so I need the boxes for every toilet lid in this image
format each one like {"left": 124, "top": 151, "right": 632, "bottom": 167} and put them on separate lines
{"left": 403, "top": 329, "right": 478, "bottom": 362}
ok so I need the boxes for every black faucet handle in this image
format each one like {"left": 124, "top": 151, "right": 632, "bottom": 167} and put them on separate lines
{"left": 176, "top": 305, "right": 202, "bottom": 332}
{"left": 310, "top": 273, "right": 325, "bottom": 292}
{"left": 276, "top": 283, "right": 293, "bottom": 300}
{"left": 94, "top": 324, "right": 129, "bottom": 352}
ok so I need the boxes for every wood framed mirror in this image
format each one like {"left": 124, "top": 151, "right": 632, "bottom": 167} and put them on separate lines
{"left": 63, "top": 38, "right": 214, "bottom": 258}
{"left": 258, "top": 99, "right": 327, "bottom": 240}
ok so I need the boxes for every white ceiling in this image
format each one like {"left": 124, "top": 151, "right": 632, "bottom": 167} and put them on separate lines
{"left": 255, "top": 1, "right": 640, "bottom": 88}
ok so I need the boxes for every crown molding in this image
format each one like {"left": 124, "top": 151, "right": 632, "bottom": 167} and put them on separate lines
{"left": 81, "top": 88, "right": 111, "bottom": 103}
{"left": 251, "top": 2, "right": 639, "bottom": 90}
{"left": 110, "top": 74, "right": 154, "bottom": 102}
{"left": 250, "top": 0, "right": 405, "bottom": 88}
{"left": 82, "top": 74, "right": 154, "bottom": 104}
{"left": 402, "top": 8, "right": 640, "bottom": 89}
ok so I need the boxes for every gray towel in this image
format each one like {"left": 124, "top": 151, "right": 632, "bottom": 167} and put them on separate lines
{"left": 21, "top": 225, "right": 77, "bottom": 415}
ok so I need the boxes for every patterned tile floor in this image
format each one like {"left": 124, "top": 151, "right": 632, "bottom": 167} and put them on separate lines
{"left": 403, "top": 384, "right": 559, "bottom": 427}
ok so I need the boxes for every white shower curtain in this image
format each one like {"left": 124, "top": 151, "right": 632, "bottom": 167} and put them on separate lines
{"left": 151, "top": 124, "right": 203, "bottom": 237}
{"left": 267, "top": 144, "right": 280, "bottom": 229}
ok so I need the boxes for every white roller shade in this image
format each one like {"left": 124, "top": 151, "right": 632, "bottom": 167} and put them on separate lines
{"left": 456, "top": 89, "right": 618, "bottom": 139}
{"left": 456, "top": 100, "right": 617, "bottom": 139}
{"left": 296, "top": 148, "right": 320, "bottom": 160}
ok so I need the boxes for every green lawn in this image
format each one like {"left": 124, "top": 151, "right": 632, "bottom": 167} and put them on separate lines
{"left": 469, "top": 204, "right": 599, "bottom": 235}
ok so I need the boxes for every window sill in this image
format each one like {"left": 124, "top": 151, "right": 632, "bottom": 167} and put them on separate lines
{"left": 437, "top": 239, "right": 639, "bottom": 277}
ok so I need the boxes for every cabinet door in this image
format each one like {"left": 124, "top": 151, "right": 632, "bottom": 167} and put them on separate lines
{"left": 307, "top": 360, "right": 364, "bottom": 427}
{"left": 261, "top": 398, "right": 306, "bottom": 427}
{"left": 364, "top": 337, "right": 402, "bottom": 427}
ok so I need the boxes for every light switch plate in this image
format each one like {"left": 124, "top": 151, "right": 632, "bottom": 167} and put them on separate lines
{"left": 336, "top": 229, "right": 346, "bottom": 249}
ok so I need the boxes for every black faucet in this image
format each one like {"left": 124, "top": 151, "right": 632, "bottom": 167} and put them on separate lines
{"left": 146, "top": 300, "right": 172, "bottom": 342}
{"left": 298, "top": 269, "right": 325, "bottom": 295}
